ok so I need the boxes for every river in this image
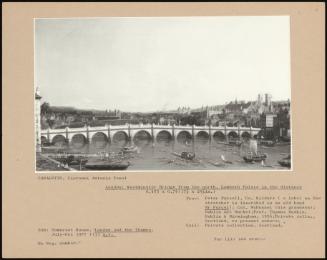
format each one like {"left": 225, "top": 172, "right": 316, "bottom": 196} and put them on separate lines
{"left": 40, "top": 137, "right": 291, "bottom": 171}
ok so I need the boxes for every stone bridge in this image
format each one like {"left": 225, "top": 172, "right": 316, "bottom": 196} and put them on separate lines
{"left": 41, "top": 123, "right": 261, "bottom": 146}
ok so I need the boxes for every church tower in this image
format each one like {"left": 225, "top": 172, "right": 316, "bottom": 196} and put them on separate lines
{"left": 35, "top": 87, "right": 42, "bottom": 153}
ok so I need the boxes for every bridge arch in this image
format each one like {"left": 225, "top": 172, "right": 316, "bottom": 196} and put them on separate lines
{"left": 52, "top": 134, "right": 67, "bottom": 147}
{"left": 112, "top": 131, "right": 129, "bottom": 146}
{"left": 133, "top": 130, "right": 152, "bottom": 146}
{"left": 176, "top": 131, "right": 192, "bottom": 145}
{"left": 241, "top": 131, "right": 251, "bottom": 140}
{"left": 91, "top": 132, "right": 109, "bottom": 148}
{"left": 213, "top": 131, "right": 226, "bottom": 142}
{"left": 195, "top": 131, "right": 210, "bottom": 144}
{"left": 156, "top": 130, "right": 173, "bottom": 143}
{"left": 71, "top": 134, "right": 87, "bottom": 149}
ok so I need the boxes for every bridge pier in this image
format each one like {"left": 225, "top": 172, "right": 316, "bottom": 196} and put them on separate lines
{"left": 65, "top": 127, "right": 69, "bottom": 141}
{"left": 238, "top": 125, "right": 241, "bottom": 140}
{"left": 172, "top": 124, "right": 175, "bottom": 141}
{"left": 191, "top": 125, "right": 194, "bottom": 140}
{"left": 192, "top": 125, "right": 195, "bottom": 152}
{"left": 208, "top": 124, "right": 212, "bottom": 150}
{"left": 151, "top": 123, "right": 154, "bottom": 144}
{"left": 86, "top": 125, "right": 90, "bottom": 143}
{"left": 208, "top": 124, "right": 212, "bottom": 144}
{"left": 47, "top": 128, "right": 50, "bottom": 142}
{"left": 107, "top": 124, "right": 112, "bottom": 145}
{"left": 172, "top": 124, "right": 175, "bottom": 151}
{"left": 127, "top": 124, "right": 133, "bottom": 145}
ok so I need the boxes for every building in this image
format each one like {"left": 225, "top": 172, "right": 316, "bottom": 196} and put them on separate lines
{"left": 207, "top": 105, "right": 225, "bottom": 117}
{"left": 264, "top": 93, "right": 271, "bottom": 106}
{"left": 260, "top": 110, "right": 291, "bottom": 140}
{"left": 259, "top": 113, "right": 277, "bottom": 139}
{"left": 35, "top": 88, "right": 42, "bottom": 152}
{"left": 176, "top": 106, "right": 191, "bottom": 114}
{"left": 94, "top": 109, "right": 121, "bottom": 120}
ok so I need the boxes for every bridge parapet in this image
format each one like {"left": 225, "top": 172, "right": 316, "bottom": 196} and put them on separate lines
{"left": 153, "top": 124, "right": 173, "bottom": 129}
{"left": 67, "top": 126, "right": 88, "bottom": 132}
{"left": 42, "top": 128, "right": 65, "bottom": 134}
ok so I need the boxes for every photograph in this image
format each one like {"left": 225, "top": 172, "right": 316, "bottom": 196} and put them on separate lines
{"left": 35, "top": 16, "right": 292, "bottom": 172}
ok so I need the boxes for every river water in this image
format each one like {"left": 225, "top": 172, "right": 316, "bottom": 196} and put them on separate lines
{"left": 42, "top": 137, "right": 291, "bottom": 171}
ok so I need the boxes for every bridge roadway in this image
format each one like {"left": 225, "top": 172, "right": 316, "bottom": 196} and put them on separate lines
{"left": 41, "top": 123, "right": 261, "bottom": 146}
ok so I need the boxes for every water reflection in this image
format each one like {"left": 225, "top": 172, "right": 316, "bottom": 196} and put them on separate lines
{"left": 92, "top": 132, "right": 108, "bottom": 149}
{"left": 71, "top": 134, "right": 87, "bottom": 149}
{"left": 133, "top": 131, "right": 152, "bottom": 146}
{"left": 112, "top": 131, "right": 128, "bottom": 146}
{"left": 195, "top": 131, "right": 210, "bottom": 144}
{"left": 176, "top": 131, "right": 192, "bottom": 145}
{"left": 156, "top": 131, "right": 172, "bottom": 143}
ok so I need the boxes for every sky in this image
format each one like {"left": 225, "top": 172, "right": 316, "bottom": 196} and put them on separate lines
{"left": 35, "top": 16, "right": 291, "bottom": 112}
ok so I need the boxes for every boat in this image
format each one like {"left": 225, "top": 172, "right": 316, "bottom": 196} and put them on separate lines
{"left": 227, "top": 139, "right": 242, "bottom": 146}
{"left": 48, "top": 154, "right": 75, "bottom": 164}
{"left": 41, "top": 141, "right": 52, "bottom": 147}
{"left": 278, "top": 160, "right": 291, "bottom": 167}
{"left": 241, "top": 139, "right": 268, "bottom": 163}
{"left": 209, "top": 161, "right": 226, "bottom": 167}
{"left": 220, "top": 155, "right": 233, "bottom": 164}
{"left": 279, "top": 136, "right": 291, "bottom": 142}
{"left": 48, "top": 153, "right": 93, "bottom": 163}
{"left": 243, "top": 153, "right": 267, "bottom": 163}
{"left": 84, "top": 160, "right": 130, "bottom": 170}
{"left": 172, "top": 152, "right": 195, "bottom": 160}
{"left": 278, "top": 154, "right": 291, "bottom": 168}
{"left": 42, "top": 146, "right": 67, "bottom": 153}
{"left": 68, "top": 158, "right": 88, "bottom": 166}
{"left": 259, "top": 139, "right": 275, "bottom": 147}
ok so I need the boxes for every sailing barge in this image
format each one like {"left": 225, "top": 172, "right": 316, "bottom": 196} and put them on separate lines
{"left": 172, "top": 152, "right": 196, "bottom": 160}
{"left": 84, "top": 160, "right": 130, "bottom": 170}
{"left": 47, "top": 152, "right": 130, "bottom": 170}
{"left": 243, "top": 153, "right": 267, "bottom": 163}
